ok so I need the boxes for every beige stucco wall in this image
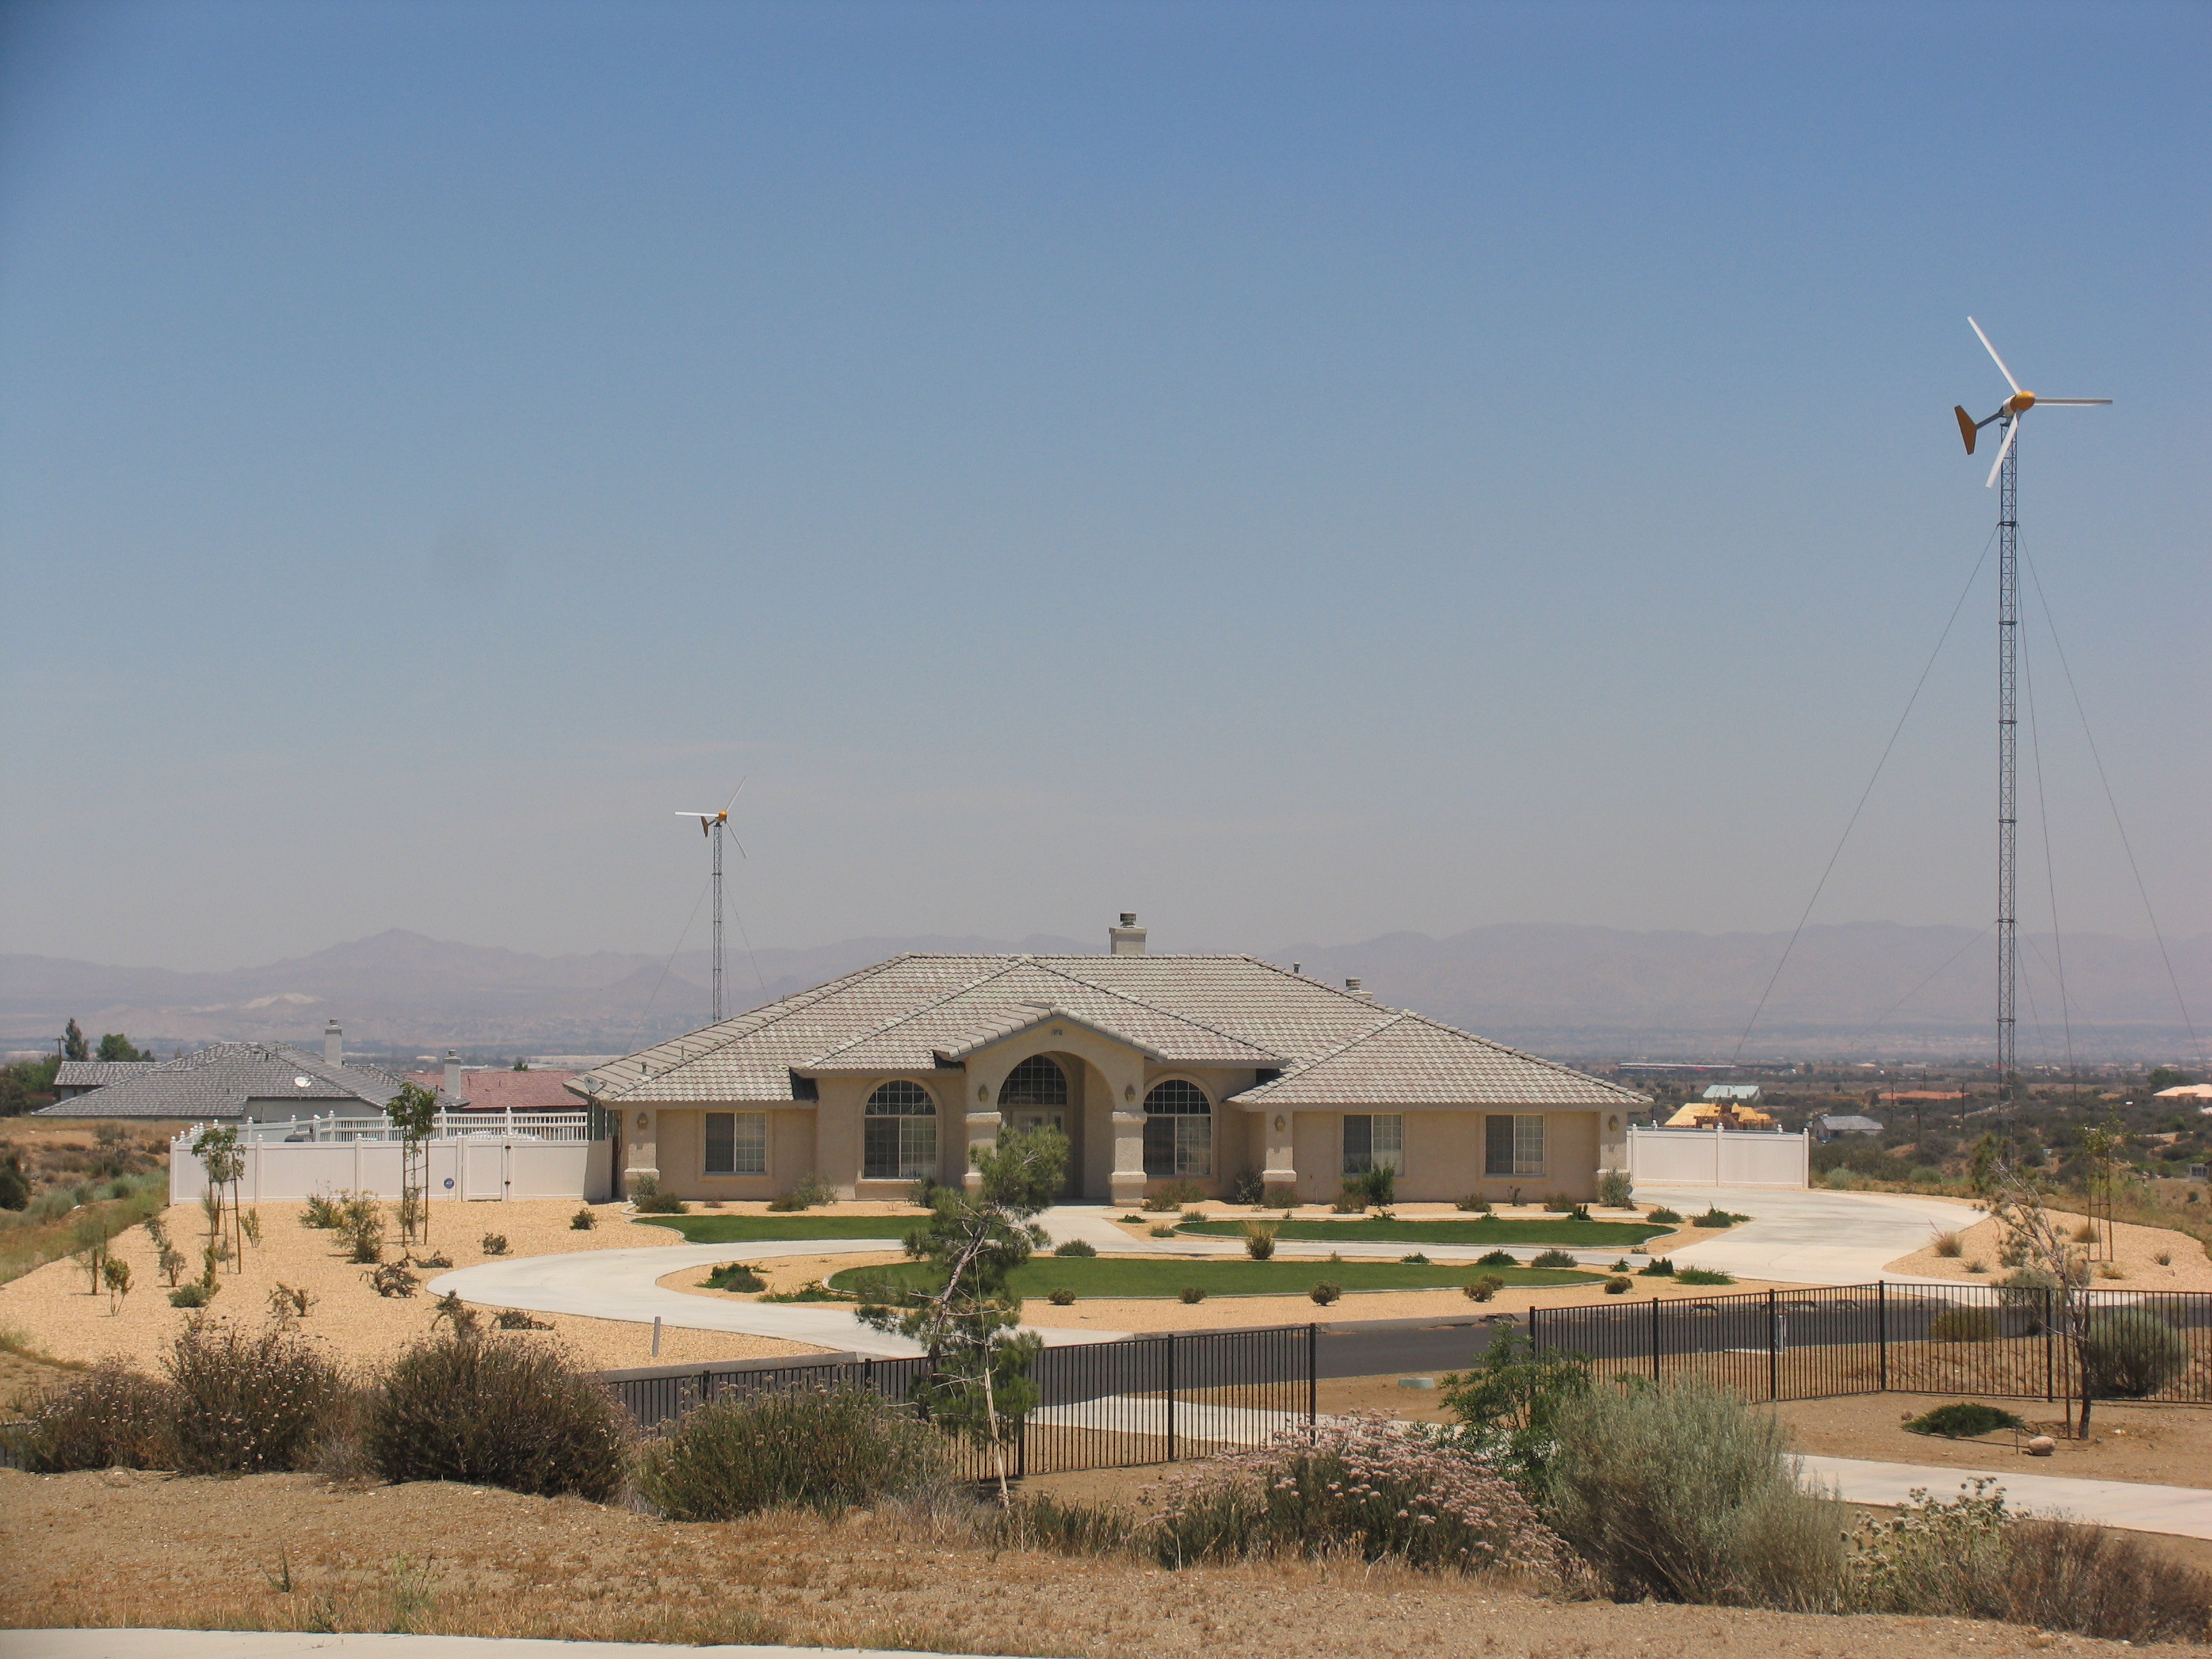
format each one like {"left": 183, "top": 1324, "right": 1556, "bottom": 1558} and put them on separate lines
{"left": 649, "top": 1106, "right": 817, "bottom": 1200}
{"left": 1281, "top": 1108, "right": 1604, "bottom": 1204}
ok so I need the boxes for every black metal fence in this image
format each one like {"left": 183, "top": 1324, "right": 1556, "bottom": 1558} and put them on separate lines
{"left": 1529, "top": 1284, "right": 2212, "bottom": 1406}
{"left": 600, "top": 1322, "right": 1321, "bottom": 1481}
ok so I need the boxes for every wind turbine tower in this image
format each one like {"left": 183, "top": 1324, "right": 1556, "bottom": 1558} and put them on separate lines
{"left": 678, "top": 780, "right": 747, "bottom": 1024}
{"left": 1953, "top": 319, "right": 2108, "bottom": 1105}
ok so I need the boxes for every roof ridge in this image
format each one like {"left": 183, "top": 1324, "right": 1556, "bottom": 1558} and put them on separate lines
{"left": 1025, "top": 960, "right": 1290, "bottom": 1059}
{"left": 802, "top": 960, "right": 1035, "bottom": 1066}
{"left": 1384, "top": 1007, "right": 1648, "bottom": 1100}
{"left": 1254, "top": 1009, "right": 1406, "bottom": 1086}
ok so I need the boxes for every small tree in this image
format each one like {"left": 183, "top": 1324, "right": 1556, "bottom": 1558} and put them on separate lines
{"left": 102, "top": 1254, "right": 131, "bottom": 1313}
{"left": 62, "top": 1019, "right": 89, "bottom": 1062}
{"left": 96, "top": 1032, "right": 151, "bottom": 1062}
{"left": 1988, "top": 1162, "right": 2097, "bottom": 1434}
{"left": 859, "top": 1124, "right": 1067, "bottom": 1502}
{"left": 384, "top": 1082, "right": 440, "bottom": 1247}
{"left": 192, "top": 1126, "right": 245, "bottom": 1273}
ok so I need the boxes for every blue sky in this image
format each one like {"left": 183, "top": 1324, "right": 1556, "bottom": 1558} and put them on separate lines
{"left": 1, "top": 0, "right": 2203, "bottom": 970}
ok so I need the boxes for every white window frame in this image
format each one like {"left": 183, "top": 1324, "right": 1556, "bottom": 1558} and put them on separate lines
{"left": 1143, "top": 1078, "right": 1214, "bottom": 1180}
{"left": 705, "top": 1111, "right": 768, "bottom": 1176}
{"left": 1485, "top": 1113, "right": 1545, "bottom": 1178}
{"left": 863, "top": 1081, "right": 939, "bottom": 1183}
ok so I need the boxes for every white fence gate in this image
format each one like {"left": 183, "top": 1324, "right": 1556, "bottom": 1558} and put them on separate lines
{"left": 170, "top": 1125, "right": 613, "bottom": 1206}
{"left": 1627, "top": 1124, "right": 1809, "bottom": 1190}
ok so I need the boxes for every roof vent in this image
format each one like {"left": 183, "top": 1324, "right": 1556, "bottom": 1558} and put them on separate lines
{"left": 1109, "top": 913, "right": 1147, "bottom": 957}
{"left": 1345, "top": 977, "right": 1372, "bottom": 1000}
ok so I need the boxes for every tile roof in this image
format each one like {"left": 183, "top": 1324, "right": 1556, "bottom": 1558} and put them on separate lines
{"left": 573, "top": 954, "right": 1646, "bottom": 1112}
{"left": 398, "top": 1069, "right": 581, "bottom": 1111}
{"left": 52, "top": 1060, "right": 163, "bottom": 1090}
{"left": 34, "top": 1043, "right": 407, "bottom": 1121}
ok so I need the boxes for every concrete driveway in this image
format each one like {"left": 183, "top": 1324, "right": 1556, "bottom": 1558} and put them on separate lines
{"left": 428, "top": 1239, "right": 1131, "bottom": 1357}
{"left": 1639, "top": 1185, "right": 1984, "bottom": 1285}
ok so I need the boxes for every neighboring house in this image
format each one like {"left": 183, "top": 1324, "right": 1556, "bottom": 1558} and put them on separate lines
{"left": 2152, "top": 1084, "right": 2212, "bottom": 1105}
{"left": 1663, "top": 1099, "right": 1778, "bottom": 1130}
{"left": 400, "top": 1061, "right": 581, "bottom": 1113}
{"left": 1700, "top": 1084, "right": 1763, "bottom": 1105}
{"left": 49, "top": 1059, "right": 162, "bottom": 1103}
{"left": 568, "top": 915, "right": 1648, "bottom": 1206}
{"left": 1815, "top": 1113, "right": 1885, "bottom": 1142}
{"left": 33, "top": 1040, "right": 405, "bottom": 1124}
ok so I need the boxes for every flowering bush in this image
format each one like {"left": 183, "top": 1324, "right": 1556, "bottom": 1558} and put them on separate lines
{"left": 1151, "top": 1416, "right": 1569, "bottom": 1580}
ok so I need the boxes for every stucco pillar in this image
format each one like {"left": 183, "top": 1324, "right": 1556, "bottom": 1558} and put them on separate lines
{"left": 1261, "top": 1107, "right": 1296, "bottom": 1189}
{"left": 626, "top": 1109, "right": 659, "bottom": 1192}
{"left": 1598, "top": 1109, "right": 1629, "bottom": 1199}
{"left": 1108, "top": 1111, "right": 1147, "bottom": 1208}
{"left": 963, "top": 1078, "right": 1000, "bottom": 1195}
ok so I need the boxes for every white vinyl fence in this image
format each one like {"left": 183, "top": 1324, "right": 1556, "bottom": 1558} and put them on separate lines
{"left": 1627, "top": 1124, "right": 1809, "bottom": 1190}
{"left": 170, "top": 1118, "right": 613, "bottom": 1205}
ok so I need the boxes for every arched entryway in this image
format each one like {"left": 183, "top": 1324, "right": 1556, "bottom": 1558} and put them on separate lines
{"left": 998, "top": 1054, "right": 1080, "bottom": 1197}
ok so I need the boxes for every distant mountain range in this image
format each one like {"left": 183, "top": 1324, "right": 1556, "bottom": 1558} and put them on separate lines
{"left": 2, "top": 922, "right": 2203, "bottom": 1063}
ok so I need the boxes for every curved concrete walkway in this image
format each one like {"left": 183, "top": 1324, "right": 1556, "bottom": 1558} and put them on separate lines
{"left": 427, "top": 1239, "right": 1130, "bottom": 1357}
{"left": 1798, "top": 1454, "right": 2212, "bottom": 1540}
{"left": 1639, "top": 1185, "right": 1984, "bottom": 1286}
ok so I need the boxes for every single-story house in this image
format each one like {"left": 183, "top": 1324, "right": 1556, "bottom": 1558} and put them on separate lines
{"left": 568, "top": 916, "right": 1648, "bottom": 1207}
{"left": 1815, "top": 1113, "right": 1885, "bottom": 1142}
{"left": 49, "top": 1059, "right": 162, "bottom": 1103}
{"left": 33, "top": 1038, "right": 404, "bottom": 1124}
{"left": 401, "top": 1054, "right": 582, "bottom": 1113}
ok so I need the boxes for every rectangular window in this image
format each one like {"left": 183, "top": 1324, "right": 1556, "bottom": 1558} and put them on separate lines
{"left": 1342, "top": 1114, "right": 1403, "bottom": 1175}
{"left": 1486, "top": 1113, "right": 1544, "bottom": 1176}
{"left": 705, "top": 1111, "right": 766, "bottom": 1176}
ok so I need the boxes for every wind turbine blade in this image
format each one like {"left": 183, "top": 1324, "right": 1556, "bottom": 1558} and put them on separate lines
{"left": 2032, "top": 398, "right": 2112, "bottom": 406}
{"left": 1984, "top": 415, "right": 2020, "bottom": 487}
{"left": 733, "top": 839, "right": 748, "bottom": 860}
{"left": 719, "top": 776, "right": 749, "bottom": 817}
{"left": 1968, "top": 317, "right": 2021, "bottom": 394}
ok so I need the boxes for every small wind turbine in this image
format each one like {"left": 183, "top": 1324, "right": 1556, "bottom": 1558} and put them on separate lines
{"left": 1952, "top": 318, "right": 2109, "bottom": 1109}
{"left": 677, "top": 779, "right": 747, "bottom": 1023}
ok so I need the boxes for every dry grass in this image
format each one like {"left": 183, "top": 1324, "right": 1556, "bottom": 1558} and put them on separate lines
{"left": 3, "top": 1468, "right": 2190, "bottom": 1658}
{"left": 1887, "top": 1208, "right": 2212, "bottom": 1289}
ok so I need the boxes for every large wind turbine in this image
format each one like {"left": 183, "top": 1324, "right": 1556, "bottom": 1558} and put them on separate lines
{"left": 1952, "top": 319, "right": 2109, "bottom": 1105}
{"left": 677, "top": 779, "right": 747, "bottom": 1023}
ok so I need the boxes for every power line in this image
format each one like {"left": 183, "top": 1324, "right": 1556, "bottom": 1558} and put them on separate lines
{"left": 1733, "top": 527, "right": 1998, "bottom": 1063}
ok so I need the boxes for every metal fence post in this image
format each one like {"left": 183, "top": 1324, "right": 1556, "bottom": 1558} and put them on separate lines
{"left": 1164, "top": 1333, "right": 1177, "bottom": 1464}
{"left": 1877, "top": 1281, "right": 1888, "bottom": 1392}
{"left": 1649, "top": 1293, "right": 1662, "bottom": 1382}
{"left": 2044, "top": 1288, "right": 2055, "bottom": 1401}
{"left": 1767, "top": 1290, "right": 1779, "bottom": 1401}
{"left": 1292, "top": 1327, "right": 1309, "bottom": 1433}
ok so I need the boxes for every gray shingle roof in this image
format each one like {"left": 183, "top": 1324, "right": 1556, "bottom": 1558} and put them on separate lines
{"left": 572, "top": 954, "right": 1647, "bottom": 1112}
{"left": 33, "top": 1043, "right": 407, "bottom": 1121}
{"left": 53, "top": 1060, "right": 163, "bottom": 1090}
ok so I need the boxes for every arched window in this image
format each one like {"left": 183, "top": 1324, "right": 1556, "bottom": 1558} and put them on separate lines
{"left": 998, "top": 1054, "right": 1069, "bottom": 1109}
{"left": 863, "top": 1080, "right": 937, "bottom": 1182}
{"left": 1143, "top": 1079, "right": 1212, "bottom": 1179}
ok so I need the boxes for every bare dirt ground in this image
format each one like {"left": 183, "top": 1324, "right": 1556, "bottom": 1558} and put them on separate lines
{"left": 2, "top": 1467, "right": 2192, "bottom": 1658}
{"left": 0, "top": 1200, "right": 823, "bottom": 1379}
{"left": 1887, "top": 1210, "right": 2212, "bottom": 1289}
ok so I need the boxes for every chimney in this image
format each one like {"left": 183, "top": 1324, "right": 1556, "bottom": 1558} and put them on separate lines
{"left": 443, "top": 1049, "right": 463, "bottom": 1099}
{"left": 1345, "top": 977, "right": 1371, "bottom": 1000}
{"left": 323, "top": 1021, "right": 343, "bottom": 1068}
{"left": 1109, "top": 912, "right": 1147, "bottom": 956}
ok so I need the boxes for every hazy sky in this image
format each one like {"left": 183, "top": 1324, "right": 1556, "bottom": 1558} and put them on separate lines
{"left": 2, "top": 1, "right": 2204, "bottom": 972}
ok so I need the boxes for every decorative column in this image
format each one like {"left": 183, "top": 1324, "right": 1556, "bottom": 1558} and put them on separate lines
{"left": 1261, "top": 1109, "right": 1297, "bottom": 1193}
{"left": 1109, "top": 1108, "right": 1147, "bottom": 1208}
{"left": 963, "top": 1080, "right": 1000, "bottom": 1195}
{"left": 1598, "top": 1110, "right": 1629, "bottom": 1193}
{"left": 626, "top": 1109, "right": 659, "bottom": 1193}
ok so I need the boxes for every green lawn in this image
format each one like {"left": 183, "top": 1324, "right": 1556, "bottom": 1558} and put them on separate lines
{"left": 824, "top": 1256, "right": 1600, "bottom": 1300}
{"left": 1175, "top": 1216, "right": 1664, "bottom": 1246}
{"left": 635, "top": 1213, "right": 922, "bottom": 1244}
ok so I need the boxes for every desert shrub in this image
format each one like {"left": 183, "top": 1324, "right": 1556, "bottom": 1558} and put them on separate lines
{"left": 16, "top": 1359, "right": 175, "bottom": 1471}
{"left": 993, "top": 1493, "right": 1140, "bottom": 1555}
{"left": 493, "top": 1307, "right": 552, "bottom": 1330}
{"left": 570, "top": 1207, "right": 598, "bottom": 1229}
{"left": 165, "top": 1320, "right": 348, "bottom": 1475}
{"left": 2079, "top": 1307, "right": 2188, "bottom": 1398}
{"left": 1909, "top": 1164, "right": 1946, "bottom": 1185}
{"left": 1546, "top": 1375, "right": 1847, "bottom": 1610}
{"left": 269, "top": 1283, "right": 316, "bottom": 1322}
{"left": 1260, "top": 1183, "right": 1298, "bottom": 1208}
{"left": 1596, "top": 1169, "right": 1634, "bottom": 1208}
{"left": 367, "top": 1261, "right": 420, "bottom": 1298}
{"left": 1152, "top": 1417, "right": 1569, "bottom": 1578}
{"left": 1228, "top": 1169, "right": 1265, "bottom": 1206}
{"left": 1356, "top": 1164, "right": 1396, "bottom": 1208}
{"left": 1675, "top": 1267, "right": 1734, "bottom": 1286}
{"left": 1646, "top": 1205, "right": 1682, "bottom": 1224}
{"left": 1530, "top": 1249, "right": 1577, "bottom": 1269}
{"left": 1456, "top": 1194, "right": 1493, "bottom": 1213}
{"left": 413, "top": 1250, "right": 453, "bottom": 1269}
{"left": 1309, "top": 1280, "right": 1341, "bottom": 1305}
{"left": 635, "top": 1386, "right": 946, "bottom": 1519}
{"left": 1331, "top": 1181, "right": 1367, "bottom": 1214}
{"left": 1052, "top": 1239, "right": 1097, "bottom": 1258}
{"left": 167, "top": 1282, "right": 215, "bottom": 1308}
{"left": 1929, "top": 1307, "right": 1999, "bottom": 1344}
{"left": 1047, "top": 1287, "right": 1076, "bottom": 1306}
{"left": 338, "top": 1193, "right": 384, "bottom": 1263}
{"left": 1932, "top": 1231, "right": 1963, "bottom": 1258}
{"left": 1603, "top": 1275, "right": 1631, "bottom": 1294}
{"left": 701, "top": 1262, "right": 765, "bottom": 1292}
{"left": 1692, "top": 1208, "right": 1743, "bottom": 1229}
{"left": 301, "top": 1193, "right": 341, "bottom": 1229}
{"left": 1240, "top": 1221, "right": 1277, "bottom": 1261}
{"left": 1465, "top": 1274, "right": 1506, "bottom": 1303}
{"left": 2005, "top": 1515, "right": 2212, "bottom": 1644}
{"left": 1824, "top": 1167, "right": 1856, "bottom": 1189}
{"left": 628, "top": 1175, "right": 685, "bottom": 1214}
{"left": 431, "top": 1291, "right": 481, "bottom": 1337}
{"left": 366, "top": 1332, "right": 629, "bottom": 1500}
{"left": 766, "top": 1171, "right": 837, "bottom": 1212}
{"left": 1904, "top": 1401, "right": 2026, "bottom": 1439}
{"left": 1399, "top": 1251, "right": 1430, "bottom": 1264}
{"left": 1477, "top": 1248, "right": 1518, "bottom": 1267}
{"left": 1847, "top": 1478, "right": 2011, "bottom": 1618}
{"left": 1142, "top": 1180, "right": 1204, "bottom": 1212}
{"left": 1147, "top": 1225, "right": 1176, "bottom": 1239}
{"left": 1437, "top": 1322, "right": 1591, "bottom": 1485}
{"left": 1179, "top": 1285, "right": 1207, "bottom": 1304}
{"left": 1543, "top": 1195, "right": 1575, "bottom": 1214}
{"left": 480, "top": 1233, "right": 508, "bottom": 1255}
